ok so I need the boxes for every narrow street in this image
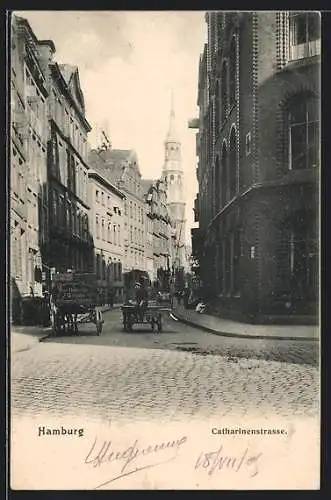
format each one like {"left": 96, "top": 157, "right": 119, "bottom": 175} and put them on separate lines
{"left": 11, "top": 309, "right": 319, "bottom": 423}
{"left": 41, "top": 308, "right": 318, "bottom": 365}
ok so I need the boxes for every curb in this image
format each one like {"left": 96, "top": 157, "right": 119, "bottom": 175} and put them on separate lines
{"left": 172, "top": 312, "right": 319, "bottom": 342}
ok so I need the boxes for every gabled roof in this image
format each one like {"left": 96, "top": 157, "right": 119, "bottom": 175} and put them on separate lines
{"left": 59, "top": 64, "right": 77, "bottom": 85}
{"left": 59, "top": 64, "right": 85, "bottom": 113}
{"left": 88, "top": 148, "right": 139, "bottom": 186}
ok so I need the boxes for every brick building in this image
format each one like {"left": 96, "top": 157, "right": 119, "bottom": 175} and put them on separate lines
{"left": 191, "top": 11, "right": 320, "bottom": 322}
{"left": 88, "top": 169, "right": 125, "bottom": 300}
{"left": 10, "top": 16, "right": 49, "bottom": 313}
{"left": 88, "top": 149, "right": 147, "bottom": 276}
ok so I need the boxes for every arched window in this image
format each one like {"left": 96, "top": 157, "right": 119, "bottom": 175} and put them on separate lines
{"left": 215, "top": 156, "right": 221, "bottom": 211}
{"left": 170, "top": 174, "right": 174, "bottom": 184}
{"left": 221, "top": 142, "right": 228, "bottom": 206}
{"left": 221, "top": 61, "right": 228, "bottom": 124}
{"left": 229, "top": 38, "right": 236, "bottom": 107}
{"left": 229, "top": 127, "right": 237, "bottom": 198}
{"left": 287, "top": 93, "right": 319, "bottom": 170}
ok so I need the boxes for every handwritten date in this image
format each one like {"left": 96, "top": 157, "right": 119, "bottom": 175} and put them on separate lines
{"left": 195, "top": 445, "right": 262, "bottom": 478}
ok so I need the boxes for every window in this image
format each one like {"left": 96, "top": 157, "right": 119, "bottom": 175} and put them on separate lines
{"left": 288, "top": 94, "right": 319, "bottom": 170}
{"left": 113, "top": 224, "right": 117, "bottom": 245}
{"left": 118, "top": 224, "right": 121, "bottom": 245}
{"left": 107, "top": 222, "right": 111, "bottom": 242}
{"left": 215, "top": 80, "right": 221, "bottom": 133}
{"left": 221, "top": 61, "right": 228, "bottom": 124}
{"left": 229, "top": 38, "right": 236, "bottom": 108}
{"left": 221, "top": 143, "right": 228, "bottom": 206}
{"left": 289, "top": 13, "right": 320, "bottom": 60}
{"left": 215, "top": 156, "right": 221, "bottom": 212}
{"left": 96, "top": 216, "right": 100, "bottom": 239}
{"left": 101, "top": 192, "right": 105, "bottom": 206}
{"left": 101, "top": 219, "right": 105, "bottom": 240}
{"left": 229, "top": 128, "right": 237, "bottom": 199}
{"left": 96, "top": 190, "right": 100, "bottom": 203}
{"left": 246, "top": 132, "right": 251, "bottom": 156}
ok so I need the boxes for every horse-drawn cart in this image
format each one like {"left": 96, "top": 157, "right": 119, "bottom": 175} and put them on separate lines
{"left": 121, "top": 293, "right": 172, "bottom": 333}
{"left": 50, "top": 272, "right": 104, "bottom": 336}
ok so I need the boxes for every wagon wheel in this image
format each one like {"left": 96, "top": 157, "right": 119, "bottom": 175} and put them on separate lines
{"left": 127, "top": 321, "right": 133, "bottom": 332}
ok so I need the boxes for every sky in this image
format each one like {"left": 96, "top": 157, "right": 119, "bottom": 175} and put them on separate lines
{"left": 16, "top": 10, "right": 206, "bottom": 244}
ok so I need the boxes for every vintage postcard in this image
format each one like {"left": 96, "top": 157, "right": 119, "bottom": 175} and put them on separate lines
{"left": 9, "top": 10, "right": 320, "bottom": 490}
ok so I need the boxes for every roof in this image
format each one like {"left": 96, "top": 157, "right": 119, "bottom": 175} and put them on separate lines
{"left": 88, "top": 169, "right": 125, "bottom": 199}
{"left": 58, "top": 64, "right": 77, "bottom": 85}
{"left": 141, "top": 179, "right": 154, "bottom": 194}
{"left": 88, "top": 149, "right": 135, "bottom": 186}
{"left": 166, "top": 90, "right": 180, "bottom": 143}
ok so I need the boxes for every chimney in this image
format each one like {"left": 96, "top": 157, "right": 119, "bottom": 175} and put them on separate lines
{"left": 38, "top": 40, "right": 56, "bottom": 60}
{"left": 37, "top": 40, "right": 56, "bottom": 70}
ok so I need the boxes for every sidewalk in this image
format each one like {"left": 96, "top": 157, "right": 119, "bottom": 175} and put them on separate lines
{"left": 173, "top": 304, "right": 319, "bottom": 341}
{"left": 10, "top": 303, "right": 122, "bottom": 351}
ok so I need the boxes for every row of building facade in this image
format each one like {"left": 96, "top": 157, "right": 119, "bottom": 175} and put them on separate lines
{"left": 10, "top": 14, "right": 188, "bottom": 314}
{"left": 190, "top": 11, "right": 320, "bottom": 323}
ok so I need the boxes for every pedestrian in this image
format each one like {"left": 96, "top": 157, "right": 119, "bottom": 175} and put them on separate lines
{"left": 135, "top": 282, "right": 148, "bottom": 321}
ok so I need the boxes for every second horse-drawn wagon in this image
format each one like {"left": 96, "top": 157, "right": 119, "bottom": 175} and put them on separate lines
{"left": 50, "top": 272, "right": 104, "bottom": 336}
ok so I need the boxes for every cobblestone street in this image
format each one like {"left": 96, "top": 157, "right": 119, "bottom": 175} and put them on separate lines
{"left": 11, "top": 310, "right": 319, "bottom": 422}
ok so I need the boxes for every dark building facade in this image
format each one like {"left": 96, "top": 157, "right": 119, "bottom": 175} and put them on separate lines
{"left": 192, "top": 11, "right": 320, "bottom": 322}
{"left": 37, "top": 43, "right": 94, "bottom": 276}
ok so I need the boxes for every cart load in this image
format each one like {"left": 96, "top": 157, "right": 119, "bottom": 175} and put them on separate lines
{"left": 50, "top": 272, "right": 104, "bottom": 335}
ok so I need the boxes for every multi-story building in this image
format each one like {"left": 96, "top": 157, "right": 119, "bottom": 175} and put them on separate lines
{"left": 143, "top": 179, "right": 172, "bottom": 285}
{"left": 161, "top": 94, "right": 187, "bottom": 274}
{"left": 88, "top": 169, "right": 125, "bottom": 300}
{"left": 10, "top": 16, "right": 49, "bottom": 314}
{"left": 37, "top": 41, "right": 94, "bottom": 276}
{"left": 191, "top": 11, "right": 320, "bottom": 322}
{"left": 88, "top": 149, "right": 147, "bottom": 276}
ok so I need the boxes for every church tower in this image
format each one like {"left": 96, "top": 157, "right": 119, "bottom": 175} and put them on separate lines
{"left": 162, "top": 91, "right": 186, "bottom": 271}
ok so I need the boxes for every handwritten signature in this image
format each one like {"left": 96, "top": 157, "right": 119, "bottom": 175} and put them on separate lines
{"left": 195, "top": 445, "right": 262, "bottom": 478}
{"left": 85, "top": 434, "right": 187, "bottom": 488}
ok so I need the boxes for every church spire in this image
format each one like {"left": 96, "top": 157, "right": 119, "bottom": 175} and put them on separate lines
{"left": 166, "top": 89, "right": 178, "bottom": 142}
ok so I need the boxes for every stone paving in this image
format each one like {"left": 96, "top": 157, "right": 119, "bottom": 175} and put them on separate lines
{"left": 11, "top": 337, "right": 319, "bottom": 423}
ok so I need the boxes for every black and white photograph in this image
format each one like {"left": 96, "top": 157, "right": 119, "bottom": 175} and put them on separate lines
{"left": 9, "top": 10, "right": 320, "bottom": 490}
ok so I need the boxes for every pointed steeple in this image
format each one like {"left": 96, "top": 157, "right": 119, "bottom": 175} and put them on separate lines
{"left": 166, "top": 89, "right": 178, "bottom": 142}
